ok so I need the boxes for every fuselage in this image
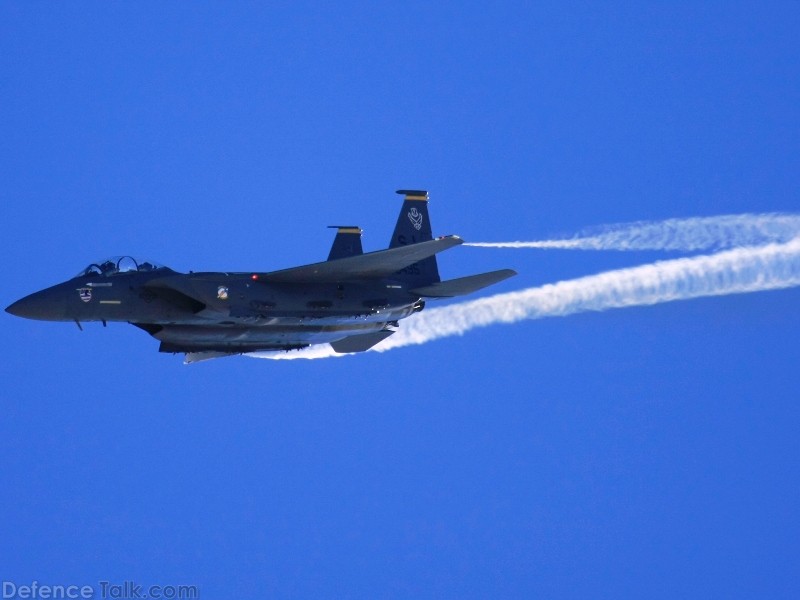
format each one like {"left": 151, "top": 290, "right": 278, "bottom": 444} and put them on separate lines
{"left": 6, "top": 267, "right": 423, "bottom": 353}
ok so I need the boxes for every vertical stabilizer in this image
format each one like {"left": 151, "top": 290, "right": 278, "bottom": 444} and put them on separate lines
{"left": 327, "top": 226, "right": 363, "bottom": 260}
{"left": 389, "top": 190, "right": 440, "bottom": 286}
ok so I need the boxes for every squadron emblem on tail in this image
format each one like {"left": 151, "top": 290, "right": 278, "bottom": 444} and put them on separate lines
{"left": 408, "top": 207, "right": 423, "bottom": 230}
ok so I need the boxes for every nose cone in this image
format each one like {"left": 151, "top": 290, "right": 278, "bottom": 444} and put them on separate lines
{"left": 6, "top": 290, "right": 63, "bottom": 321}
{"left": 6, "top": 299, "right": 26, "bottom": 317}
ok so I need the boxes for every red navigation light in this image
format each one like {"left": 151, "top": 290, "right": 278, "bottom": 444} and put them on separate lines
{"left": 251, "top": 274, "right": 259, "bottom": 281}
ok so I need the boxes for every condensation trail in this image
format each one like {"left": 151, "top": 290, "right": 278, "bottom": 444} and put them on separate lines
{"left": 251, "top": 236, "right": 800, "bottom": 361}
{"left": 465, "top": 213, "right": 800, "bottom": 251}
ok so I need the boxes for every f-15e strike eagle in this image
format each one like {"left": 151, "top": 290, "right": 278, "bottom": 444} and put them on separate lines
{"left": 6, "top": 190, "right": 516, "bottom": 361}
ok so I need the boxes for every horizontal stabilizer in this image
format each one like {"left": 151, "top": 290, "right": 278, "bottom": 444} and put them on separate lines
{"left": 261, "top": 236, "right": 463, "bottom": 283}
{"left": 330, "top": 330, "right": 394, "bottom": 353}
{"left": 409, "top": 269, "right": 517, "bottom": 297}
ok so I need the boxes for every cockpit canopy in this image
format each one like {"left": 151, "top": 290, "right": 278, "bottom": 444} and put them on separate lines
{"left": 76, "top": 256, "right": 166, "bottom": 277}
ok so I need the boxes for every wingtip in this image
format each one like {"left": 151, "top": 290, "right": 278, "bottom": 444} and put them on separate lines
{"left": 437, "top": 234, "right": 463, "bottom": 245}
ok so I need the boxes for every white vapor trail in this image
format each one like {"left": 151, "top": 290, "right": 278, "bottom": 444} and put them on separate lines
{"left": 252, "top": 236, "right": 800, "bottom": 361}
{"left": 465, "top": 213, "right": 800, "bottom": 251}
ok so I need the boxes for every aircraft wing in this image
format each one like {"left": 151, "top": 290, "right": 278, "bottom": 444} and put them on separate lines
{"left": 258, "top": 236, "right": 463, "bottom": 282}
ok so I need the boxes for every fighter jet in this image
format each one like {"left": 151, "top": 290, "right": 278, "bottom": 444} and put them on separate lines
{"left": 6, "top": 190, "right": 516, "bottom": 362}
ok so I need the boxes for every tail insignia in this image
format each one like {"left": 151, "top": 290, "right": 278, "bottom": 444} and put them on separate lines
{"left": 408, "top": 207, "right": 423, "bottom": 230}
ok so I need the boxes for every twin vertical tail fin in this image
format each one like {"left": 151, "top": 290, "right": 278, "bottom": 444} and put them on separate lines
{"left": 388, "top": 190, "right": 441, "bottom": 287}
{"left": 327, "top": 226, "right": 364, "bottom": 260}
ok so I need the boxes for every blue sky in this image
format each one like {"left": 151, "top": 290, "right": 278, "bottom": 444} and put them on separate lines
{"left": 2, "top": 3, "right": 799, "bottom": 598}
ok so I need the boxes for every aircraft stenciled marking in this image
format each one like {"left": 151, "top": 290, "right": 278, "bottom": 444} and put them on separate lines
{"left": 78, "top": 288, "right": 92, "bottom": 302}
{"left": 99, "top": 300, "right": 122, "bottom": 305}
{"left": 84, "top": 282, "right": 112, "bottom": 287}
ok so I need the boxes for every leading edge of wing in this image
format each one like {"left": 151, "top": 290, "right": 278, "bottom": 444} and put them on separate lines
{"left": 259, "top": 236, "right": 463, "bottom": 283}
